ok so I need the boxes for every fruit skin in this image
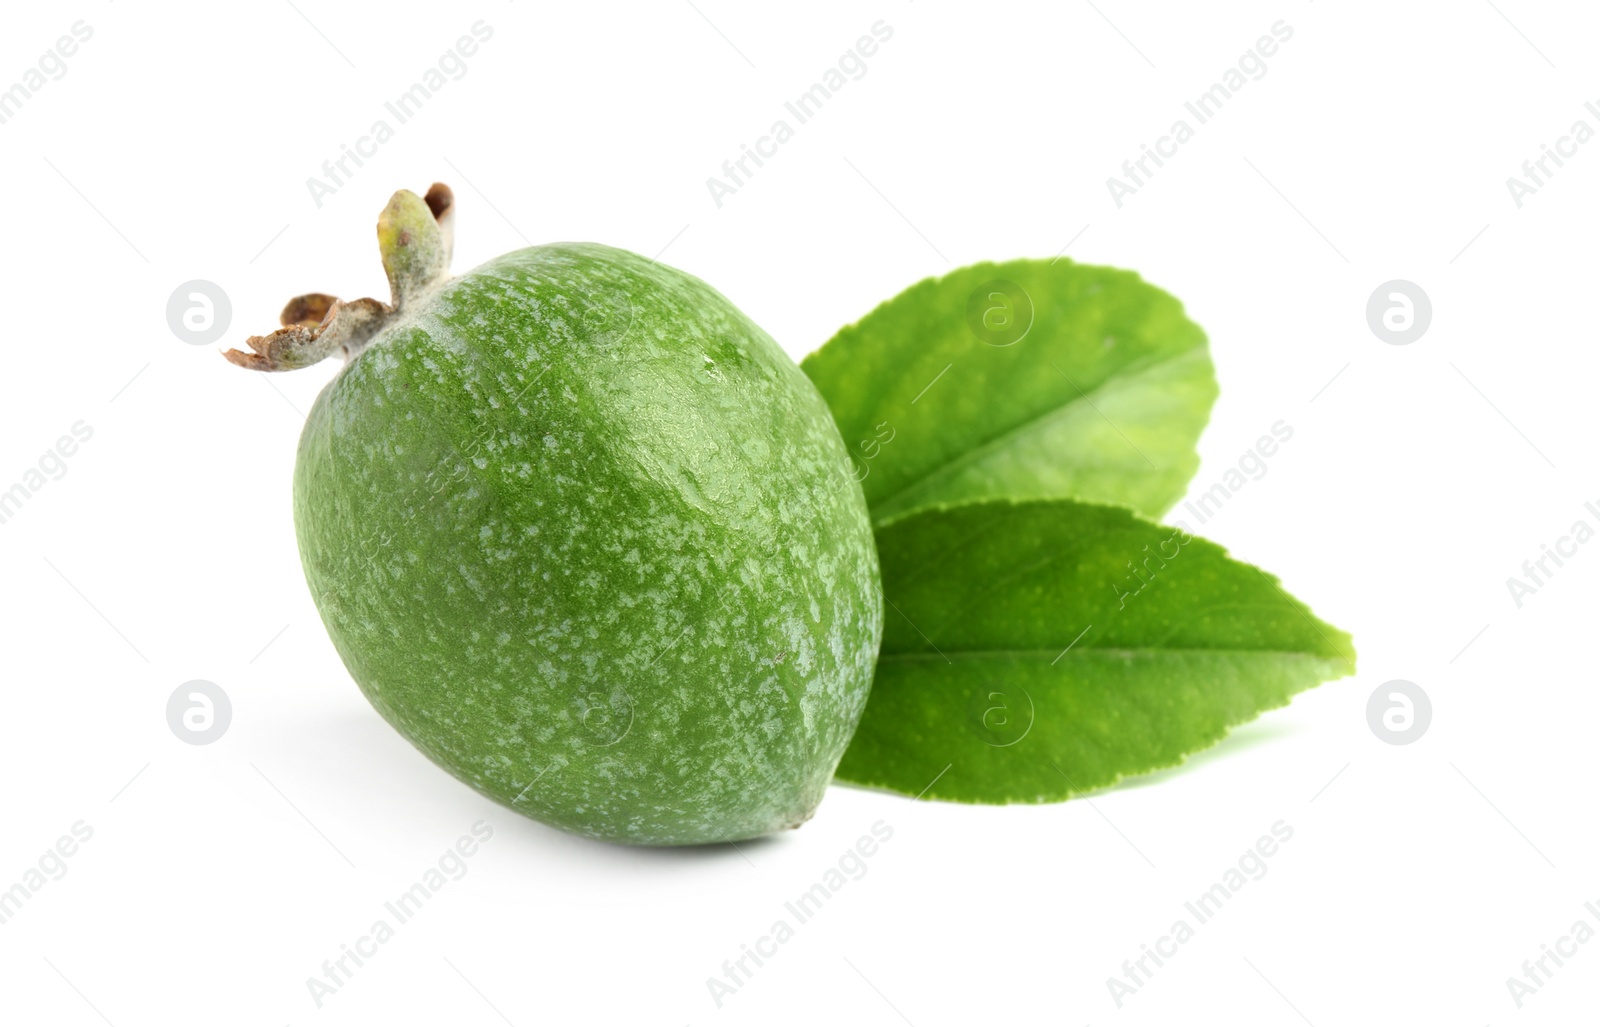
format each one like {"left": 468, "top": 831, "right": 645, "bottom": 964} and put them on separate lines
{"left": 292, "top": 241, "right": 882, "bottom": 845}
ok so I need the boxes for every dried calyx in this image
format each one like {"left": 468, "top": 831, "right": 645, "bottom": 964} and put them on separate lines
{"left": 224, "top": 183, "right": 455, "bottom": 372}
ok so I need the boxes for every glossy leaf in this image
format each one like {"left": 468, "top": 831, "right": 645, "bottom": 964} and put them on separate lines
{"left": 802, "top": 260, "right": 1217, "bottom": 524}
{"left": 835, "top": 500, "right": 1355, "bottom": 803}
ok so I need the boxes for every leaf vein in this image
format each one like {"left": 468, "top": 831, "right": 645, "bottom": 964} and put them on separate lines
{"left": 873, "top": 347, "right": 1203, "bottom": 518}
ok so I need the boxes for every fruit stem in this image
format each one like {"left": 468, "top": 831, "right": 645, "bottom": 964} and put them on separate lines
{"left": 223, "top": 183, "right": 456, "bottom": 373}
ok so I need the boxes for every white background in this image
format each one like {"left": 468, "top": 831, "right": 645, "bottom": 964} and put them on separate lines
{"left": 1, "top": 1, "right": 1596, "bottom": 1024}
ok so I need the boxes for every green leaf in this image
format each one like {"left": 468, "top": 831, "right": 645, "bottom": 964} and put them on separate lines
{"left": 835, "top": 500, "right": 1355, "bottom": 803}
{"left": 802, "top": 259, "right": 1217, "bottom": 524}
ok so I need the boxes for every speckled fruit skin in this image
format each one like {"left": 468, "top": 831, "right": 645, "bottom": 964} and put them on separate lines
{"left": 293, "top": 243, "right": 882, "bottom": 845}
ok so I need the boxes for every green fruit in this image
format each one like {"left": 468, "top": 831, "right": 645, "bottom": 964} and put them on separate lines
{"left": 228, "top": 185, "right": 882, "bottom": 845}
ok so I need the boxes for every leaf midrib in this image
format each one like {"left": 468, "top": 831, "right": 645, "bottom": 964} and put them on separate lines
{"left": 870, "top": 347, "right": 1199, "bottom": 517}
